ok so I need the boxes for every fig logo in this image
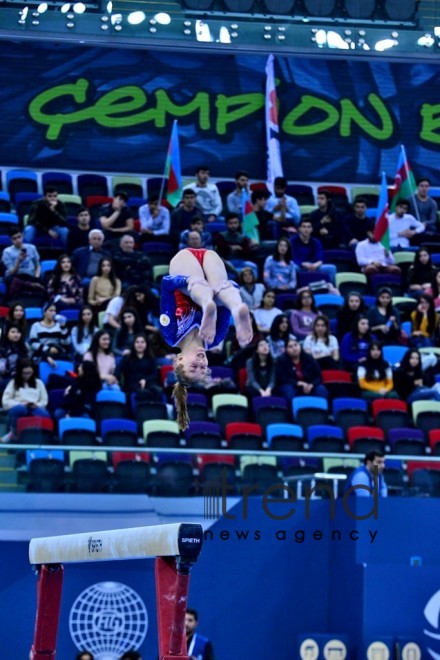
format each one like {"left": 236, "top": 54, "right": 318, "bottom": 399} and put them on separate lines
{"left": 424, "top": 589, "right": 440, "bottom": 659}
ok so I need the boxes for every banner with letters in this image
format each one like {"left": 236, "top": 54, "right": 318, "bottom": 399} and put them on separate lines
{"left": 2, "top": 41, "right": 440, "bottom": 183}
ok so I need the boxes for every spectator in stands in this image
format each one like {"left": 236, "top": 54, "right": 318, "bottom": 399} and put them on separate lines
{"left": 29, "top": 303, "right": 70, "bottom": 366}
{"left": 112, "top": 234, "right": 152, "bottom": 287}
{"left": 389, "top": 199, "right": 425, "bottom": 249}
{"left": 289, "top": 289, "right": 318, "bottom": 341}
{"left": 185, "top": 608, "right": 215, "bottom": 660}
{"left": 112, "top": 307, "right": 144, "bottom": 357}
{"left": 355, "top": 228, "right": 401, "bottom": 279}
{"left": 303, "top": 315, "right": 339, "bottom": 369}
{"left": 345, "top": 197, "right": 374, "bottom": 247}
{"left": 345, "top": 450, "right": 387, "bottom": 498}
{"left": 394, "top": 349, "right": 440, "bottom": 403}
{"left": 251, "top": 189, "right": 272, "bottom": 240}
{"left": 267, "top": 314, "right": 295, "bottom": 359}
{"left": 88, "top": 257, "right": 121, "bottom": 312}
{"left": 336, "top": 292, "right": 365, "bottom": 340}
{"left": 291, "top": 218, "right": 336, "bottom": 284}
{"left": 251, "top": 290, "right": 282, "bottom": 334}
{"left": 409, "top": 294, "right": 438, "bottom": 348}
{"left": 24, "top": 186, "right": 68, "bottom": 247}
{"left": 139, "top": 194, "right": 171, "bottom": 238}
{"left": 357, "top": 341, "right": 397, "bottom": 400}
{"left": 66, "top": 207, "right": 93, "bottom": 253}
{"left": 215, "top": 213, "right": 257, "bottom": 261}
{"left": 310, "top": 190, "right": 344, "bottom": 249}
{"left": 170, "top": 188, "right": 204, "bottom": 243}
{"left": 226, "top": 170, "right": 250, "bottom": 215}
{"left": 408, "top": 177, "right": 439, "bottom": 236}
{"left": 84, "top": 330, "right": 120, "bottom": 390}
{"left": 2, "top": 226, "right": 43, "bottom": 301}
{"left": 367, "top": 287, "right": 401, "bottom": 345}
{"left": 266, "top": 176, "right": 300, "bottom": 238}
{"left": 3, "top": 302, "right": 27, "bottom": 339}
{"left": 1, "top": 358, "right": 49, "bottom": 443}
{"left": 99, "top": 191, "right": 134, "bottom": 240}
{"left": 179, "top": 217, "right": 213, "bottom": 251}
{"left": 62, "top": 360, "right": 102, "bottom": 418}
{"left": 228, "top": 315, "right": 265, "bottom": 374}
{"left": 47, "top": 254, "right": 83, "bottom": 310}
{"left": 72, "top": 229, "right": 111, "bottom": 280}
{"left": 245, "top": 338, "right": 275, "bottom": 399}
{"left": 408, "top": 248, "right": 436, "bottom": 294}
{"left": 340, "top": 315, "right": 375, "bottom": 371}
{"left": 116, "top": 333, "right": 162, "bottom": 401}
{"left": 239, "top": 266, "right": 266, "bottom": 311}
{"left": 0, "top": 324, "right": 28, "bottom": 392}
{"left": 427, "top": 270, "right": 440, "bottom": 310}
{"left": 120, "top": 651, "right": 142, "bottom": 660}
{"left": 275, "top": 338, "right": 327, "bottom": 400}
{"left": 71, "top": 305, "right": 99, "bottom": 363}
{"left": 263, "top": 238, "right": 297, "bottom": 291}
{"left": 184, "top": 166, "right": 223, "bottom": 221}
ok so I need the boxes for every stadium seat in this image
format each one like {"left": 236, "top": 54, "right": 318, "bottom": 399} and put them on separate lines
{"left": 429, "top": 430, "right": 440, "bottom": 456}
{"left": 70, "top": 458, "right": 110, "bottom": 493}
{"left": 370, "top": 274, "right": 403, "bottom": 297}
{"left": 323, "top": 249, "right": 356, "bottom": 272}
{"left": 382, "top": 345, "right": 408, "bottom": 367}
{"left": 199, "top": 460, "right": 238, "bottom": 496}
{"left": 185, "top": 422, "right": 222, "bottom": 450}
{"left": 253, "top": 396, "right": 290, "bottom": 429}
{"left": 314, "top": 294, "right": 344, "bottom": 319}
{"left": 285, "top": 184, "right": 314, "bottom": 205}
{"left": 292, "top": 396, "right": 329, "bottom": 430}
{"left": 392, "top": 297, "right": 417, "bottom": 323}
{"left": 347, "top": 426, "right": 385, "bottom": 453}
{"left": 112, "top": 175, "right": 144, "bottom": 198}
{"left": 412, "top": 401, "right": 440, "bottom": 440}
{"left": 155, "top": 461, "right": 194, "bottom": 497}
{"left": 335, "top": 272, "right": 368, "bottom": 297}
{"left": 39, "top": 360, "right": 75, "bottom": 386}
{"left": 133, "top": 400, "right": 168, "bottom": 432}
{"left": 186, "top": 393, "right": 209, "bottom": 422}
{"left": 42, "top": 172, "right": 73, "bottom": 194}
{"left": 6, "top": 169, "right": 38, "bottom": 203}
{"left": 143, "top": 420, "right": 180, "bottom": 448}
{"left": 59, "top": 417, "right": 97, "bottom": 446}
{"left": 212, "top": 394, "right": 248, "bottom": 433}
{"left": 17, "top": 417, "right": 55, "bottom": 445}
{"left": 27, "top": 458, "right": 65, "bottom": 493}
{"left": 372, "top": 399, "right": 411, "bottom": 436}
{"left": 225, "top": 422, "right": 263, "bottom": 450}
{"left": 266, "top": 423, "right": 303, "bottom": 451}
{"left": 78, "top": 174, "right": 109, "bottom": 201}
{"left": 57, "top": 193, "right": 82, "bottom": 216}
{"left": 351, "top": 185, "right": 380, "bottom": 206}
{"left": 101, "top": 419, "right": 138, "bottom": 447}
{"left": 95, "top": 390, "right": 127, "bottom": 426}
{"left": 307, "top": 425, "right": 344, "bottom": 453}
{"left": 388, "top": 428, "right": 425, "bottom": 456}
{"left": 113, "top": 460, "right": 153, "bottom": 494}
{"left": 241, "top": 463, "right": 282, "bottom": 496}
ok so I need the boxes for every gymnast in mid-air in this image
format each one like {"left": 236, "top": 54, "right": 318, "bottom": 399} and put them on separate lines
{"left": 159, "top": 247, "right": 253, "bottom": 429}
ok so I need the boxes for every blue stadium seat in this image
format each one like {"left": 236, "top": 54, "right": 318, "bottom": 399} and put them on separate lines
{"left": 59, "top": 417, "right": 96, "bottom": 445}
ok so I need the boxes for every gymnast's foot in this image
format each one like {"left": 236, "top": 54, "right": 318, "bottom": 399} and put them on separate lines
{"left": 234, "top": 303, "right": 253, "bottom": 348}
{"left": 199, "top": 301, "right": 217, "bottom": 346}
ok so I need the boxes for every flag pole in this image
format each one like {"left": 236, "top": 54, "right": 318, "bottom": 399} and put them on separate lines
{"left": 401, "top": 144, "right": 421, "bottom": 222}
{"left": 158, "top": 119, "right": 177, "bottom": 207}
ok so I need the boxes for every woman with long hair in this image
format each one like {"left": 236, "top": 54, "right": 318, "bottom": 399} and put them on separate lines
{"left": 159, "top": 248, "right": 253, "bottom": 430}
{"left": 1, "top": 358, "right": 49, "bottom": 442}
{"left": 245, "top": 338, "right": 276, "bottom": 398}
{"left": 340, "top": 315, "right": 375, "bottom": 371}
{"left": 263, "top": 238, "right": 297, "bottom": 291}
{"left": 116, "top": 333, "right": 162, "bottom": 400}
{"left": 289, "top": 289, "right": 318, "bottom": 340}
{"left": 408, "top": 248, "right": 436, "bottom": 293}
{"left": 267, "top": 313, "right": 295, "bottom": 359}
{"left": 239, "top": 267, "right": 266, "bottom": 310}
{"left": 112, "top": 307, "right": 145, "bottom": 357}
{"left": 0, "top": 324, "right": 28, "bottom": 391}
{"left": 29, "top": 303, "right": 70, "bottom": 366}
{"left": 47, "top": 254, "right": 83, "bottom": 310}
{"left": 62, "top": 360, "right": 102, "bottom": 417}
{"left": 395, "top": 349, "right": 440, "bottom": 403}
{"left": 303, "top": 314, "right": 339, "bottom": 369}
{"left": 357, "top": 341, "right": 397, "bottom": 400}
{"left": 336, "top": 291, "right": 365, "bottom": 340}
{"left": 83, "top": 329, "right": 120, "bottom": 390}
{"left": 366, "top": 287, "right": 401, "bottom": 345}
{"left": 426, "top": 270, "right": 440, "bottom": 310}
{"left": 251, "top": 289, "right": 283, "bottom": 334}
{"left": 3, "top": 301, "right": 27, "bottom": 338}
{"left": 410, "top": 294, "right": 438, "bottom": 348}
{"left": 88, "top": 257, "right": 121, "bottom": 312}
{"left": 71, "top": 305, "right": 99, "bottom": 362}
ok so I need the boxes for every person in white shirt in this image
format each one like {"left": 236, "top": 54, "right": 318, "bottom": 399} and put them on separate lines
{"left": 184, "top": 166, "right": 223, "bottom": 221}
{"left": 303, "top": 314, "right": 339, "bottom": 369}
{"left": 389, "top": 199, "right": 425, "bottom": 248}
{"left": 355, "top": 230, "right": 401, "bottom": 278}
{"left": 226, "top": 170, "right": 250, "bottom": 216}
{"left": 139, "top": 194, "right": 170, "bottom": 237}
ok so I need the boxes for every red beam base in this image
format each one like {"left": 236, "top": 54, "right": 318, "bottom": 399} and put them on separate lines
{"left": 30, "top": 563, "right": 64, "bottom": 660}
{"left": 156, "top": 556, "right": 191, "bottom": 660}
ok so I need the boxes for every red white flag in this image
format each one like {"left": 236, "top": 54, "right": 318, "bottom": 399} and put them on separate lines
{"left": 265, "top": 54, "right": 284, "bottom": 193}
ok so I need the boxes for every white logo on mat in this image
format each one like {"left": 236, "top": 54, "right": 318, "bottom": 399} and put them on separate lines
{"left": 69, "top": 581, "right": 148, "bottom": 659}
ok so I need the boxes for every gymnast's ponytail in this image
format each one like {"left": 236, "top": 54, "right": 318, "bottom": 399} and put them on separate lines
{"left": 173, "top": 363, "right": 190, "bottom": 431}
